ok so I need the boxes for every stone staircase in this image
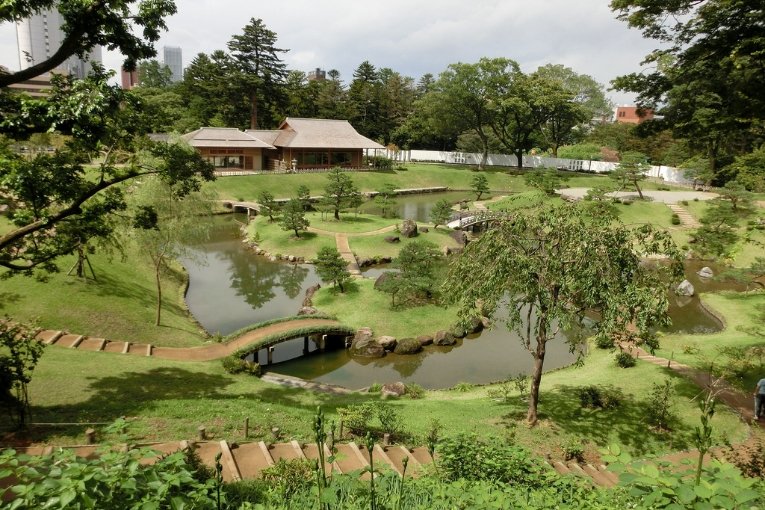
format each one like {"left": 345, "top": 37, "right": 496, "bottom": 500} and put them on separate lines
{"left": 667, "top": 204, "right": 700, "bottom": 228}
{"left": 9, "top": 440, "right": 618, "bottom": 487}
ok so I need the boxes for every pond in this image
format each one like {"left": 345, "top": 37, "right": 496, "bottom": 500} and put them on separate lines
{"left": 181, "top": 197, "right": 736, "bottom": 389}
{"left": 358, "top": 190, "right": 472, "bottom": 222}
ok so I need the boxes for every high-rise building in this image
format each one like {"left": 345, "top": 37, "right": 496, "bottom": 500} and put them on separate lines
{"left": 15, "top": 8, "right": 102, "bottom": 79}
{"left": 162, "top": 46, "right": 183, "bottom": 83}
{"left": 120, "top": 67, "right": 140, "bottom": 89}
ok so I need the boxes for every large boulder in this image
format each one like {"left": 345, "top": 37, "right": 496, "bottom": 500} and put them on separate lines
{"left": 467, "top": 317, "right": 484, "bottom": 334}
{"left": 450, "top": 230, "right": 468, "bottom": 246}
{"left": 420, "top": 226, "right": 430, "bottom": 233}
{"left": 384, "top": 235, "right": 400, "bottom": 244}
{"left": 381, "top": 382, "right": 406, "bottom": 397}
{"left": 400, "top": 219, "right": 418, "bottom": 238}
{"left": 697, "top": 266, "right": 714, "bottom": 279}
{"left": 374, "top": 272, "right": 397, "bottom": 290}
{"left": 675, "top": 280, "right": 695, "bottom": 297}
{"left": 378, "top": 336, "right": 397, "bottom": 351}
{"left": 302, "top": 284, "right": 321, "bottom": 307}
{"left": 394, "top": 337, "right": 422, "bottom": 355}
{"left": 297, "top": 306, "right": 319, "bottom": 316}
{"left": 350, "top": 328, "right": 385, "bottom": 358}
{"left": 417, "top": 335, "right": 434, "bottom": 346}
{"left": 433, "top": 330, "right": 456, "bottom": 346}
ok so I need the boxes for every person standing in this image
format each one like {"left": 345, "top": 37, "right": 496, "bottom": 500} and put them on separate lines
{"left": 755, "top": 377, "right": 765, "bottom": 420}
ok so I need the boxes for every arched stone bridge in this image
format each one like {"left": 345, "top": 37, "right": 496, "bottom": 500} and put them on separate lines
{"left": 446, "top": 211, "right": 510, "bottom": 230}
{"left": 34, "top": 318, "right": 355, "bottom": 363}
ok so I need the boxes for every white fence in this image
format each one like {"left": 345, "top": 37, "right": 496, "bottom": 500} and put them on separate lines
{"left": 368, "top": 148, "right": 694, "bottom": 185}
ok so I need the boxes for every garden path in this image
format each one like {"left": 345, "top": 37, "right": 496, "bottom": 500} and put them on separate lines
{"left": 667, "top": 203, "right": 701, "bottom": 228}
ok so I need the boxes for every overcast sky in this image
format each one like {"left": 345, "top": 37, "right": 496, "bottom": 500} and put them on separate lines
{"left": 0, "top": 0, "right": 658, "bottom": 105}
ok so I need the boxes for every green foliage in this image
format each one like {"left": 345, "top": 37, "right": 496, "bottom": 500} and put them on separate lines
{"left": 615, "top": 351, "right": 637, "bottom": 368}
{"left": 523, "top": 168, "right": 569, "bottom": 195}
{"left": 611, "top": 151, "right": 648, "bottom": 199}
{"left": 487, "top": 375, "right": 529, "bottom": 404}
{"left": 691, "top": 200, "right": 740, "bottom": 258}
{"left": 0, "top": 321, "right": 44, "bottom": 429}
{"left": 367, "top": 155, "right": 394, "bottom": 169}
{"left": 594, "top": 334, "right": 616, "bottom": 349}
{"left": 471, "top": 173, "right": 490, "bottom": 200}
{"left": 562, "top": 438, "right": 585, "bottom": 462}
{"left": 374, "top": 183, "right": 398, "bottom": 218}
{"left": 378, "top": 240, "right": 442, "bottom": 308}
{"left": 257, "top": 190, "right": 279, "bottom": 221}
{"left": 374, "top": 402, "right": 403, "bottom": 437}
{"left": 671, "top": 213, "right": 681, "bottom": 225}
{"left": 261, "top": 458, "right": 314, "bottom": 502}
{"left": 729, "top": 146, "right": 765, "bottom": 192}
{"left": 338, "top": 403, "right": 376, "bottom": 435}
{"left": 437, "top": 433, "right": 551, "bottom": 487}
{"left": 0, "top": 446, "right": 218, "bottom": 508}
{"left": 220, "top": 355, "right": 261, "bottom": 376}
{"left": 314, "top": 246, "right": 352, "bottom": 293}
{"left": 279, "top": 198, "right": 310, "bottom": 238}
{"left": 558, "top": 143, "right": 603, "bottom": 161}
{"left": 404, "top": 383, "right": 424, "bottom": 399}
{"left": 577, "top": 385, "right": 623, "bottom": 410}
{"left": 296, "top": 184, "right": 312, "bottom": 210}
{"left": 429, "top": 198, "right": 453, "bottom": 228}
{"left": 324, "top": 167, "right": 361, "bottom": 220}
{"left": 451, "top": 382, "right": 475, "bottom": 392}
{"left": 645, "top": 379, "right": 676, "bottom": 432}
{"left": 137, "top": 59, "right": 173, "bottom": 88}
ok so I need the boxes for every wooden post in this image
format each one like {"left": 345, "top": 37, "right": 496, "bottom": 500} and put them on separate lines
{"left": 271, "top": 427, "right": 280, "bottom": 441}
{"left": 319, "top": 334, "right": 326, "bottom": 352}
{"left": 383, "top": 433, "right": 391, "bottom": 446}
{"left": 85, "top": 428, "right": 96, "bottom": 445}
{"left": 198, "top": 426, "right": 206, "bottom": 441}
{"left": 267, "top": 346, "right": 274, "bottom": 365}
{"left": 244, "top": 417, "right": 249, "bottom": 439}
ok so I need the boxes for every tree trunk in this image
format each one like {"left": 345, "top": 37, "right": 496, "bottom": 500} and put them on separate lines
{"left": 250, "top": 92, "right": 259, "bottom": 130}
{"left": 155, "top": 258, "right": 163, "bottom": 326}
{"left": 76, "top": 246, "right": 85, "bottom": 278}
{"left": 515, "top": 150, "right": 524, "bottom": 171}
{"left": 334, "top": 207, "right": 340, "bottom": 220}
{"left": 527, "top": 337, "right": 547, "bottom": 426}
{"left": 635, "top": 181, "right": 644, "bottom": 200}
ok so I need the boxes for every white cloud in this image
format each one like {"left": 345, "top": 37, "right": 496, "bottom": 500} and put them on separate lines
{"left": 0, "top": 0, "right": 661, "bottom": 103}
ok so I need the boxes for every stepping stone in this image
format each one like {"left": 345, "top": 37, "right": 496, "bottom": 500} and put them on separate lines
{"left": 231, "top": 442, "right": 275, "bottom": 479}
{"left": 78, "top": 337, "right": 105, "bottom": 351}
{"left": 102, "top": 341, "right": 124, "bottom": 353}
{"left": 219, "top": 441, "right": 242, "bottom": 482}
{"left": 37, "top": 330, "right": 63, "bottom": 345}
{"left": 55, "top": 334, "right": 84, "bottom": 348}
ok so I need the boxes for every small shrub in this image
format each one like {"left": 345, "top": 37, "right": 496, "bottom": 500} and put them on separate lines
{"left": 562, "top": 438, "right": 585, "bottom": 462}
{"left": 680, "top": 200, "right": 689, "bottom": 206}
{"left": 338, "top": 403, "right": 376, "bottom": 435}
{"left": 595, "top": 334, "right": 615, "bottom": 350}
{"left": 452, "top": 382, "right": 475, "bottom": 392}
{"left": 368, "top": 383, "right": 382, "bottom": 393}
{"left": 405, "top": 383, "right": 424, "bottom": 399}
{"left": 657, "top": 185, "right": 671, "bottom": 191}
{"left": 615, "top": 351, "right": 636, "bottom": 368}
{"left": 261, "top": 459, "right": 313, "bottom": 501}
{"left": 621, "top": 199, "right": 633, "bottom": 206}
{"left": 221, "top": 356, "right": 261, "bottom": 376}
{"left": 375, "top": 402, "right": 402, "bottom": 436}
{"left": 671, "top": 213, "right": 681, "bottom": 225}
{"left": 694, "top": 197, "right": 699, "bottom": 201}
{"left": 682, "top": 344, "right": 700, "bottom": 355}
{"left": 645, "top": 379, "right": 676, "bottom": 431}
{"left": 577, "top": 385, "right": 622, "bottom": 410}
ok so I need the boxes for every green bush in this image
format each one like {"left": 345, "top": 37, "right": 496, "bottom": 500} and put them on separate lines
{"left": 338, "top": 403, "right": 376, "bottom": 435}
{"left": 437, "top": 433, "right": 551, "bottom": 487}
{"left": 577, "top": 385, "right": 622, "bottom": 410}
{"left": 562, "top": 438, "right": 585, "bottom": 462}
{"left": 615, "top": 351, "right": 636, "bottom": 368}
{"left": 680, "top": 200, "right": 690, "bottom": 206}
{"left": 671, "top": 213, "right": 681, "bottom": 225}
{"left": 594, "top": 334, "right": 615, "bottom": 349}
{"left": 375, "top": 402, "right": 403, "bottom": 436}
{"left": 405, "top": 383, "right": 425, "bottom": 399}
{"left": 368, "top": 383, "right": 382, "bottom": 393}
{"left": 221, "top": 356, "right": 261, "bottom": 376}
{"left": 452, "top": 382, "right": 475, "bottom": 392}
{"left": 261, "top": 458, "right": 314, "bottom": 501}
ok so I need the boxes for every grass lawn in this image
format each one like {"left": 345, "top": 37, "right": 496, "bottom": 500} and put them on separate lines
{"left": 655, "top": 291, "right": 765, "bottom": 391}
{"left": 0, "top": 249, "right": 207, "bottom": 348}
{"left": 15, "top": 336, "right": 747, "bottom": 459}
{"left": 614, "top": 200, "right": 676, "bottom": 229}
{"left": 312, "top": 279, "right": 457, "bottom": 338}
{"left": 247, "top": 216, "right": 335, "bottom": 260}
{"left": 349, "top": 228, "right": 459, "bottom": 260}
{"left": 206, "top": 164, "right": 638, "bottom": 201}
{"left": 307, "top": 212, "right": 400, "bottom": 233}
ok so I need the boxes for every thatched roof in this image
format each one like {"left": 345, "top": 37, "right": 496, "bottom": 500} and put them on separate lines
{"left": 248, "top": 118, "right": 385, "bottom": 149}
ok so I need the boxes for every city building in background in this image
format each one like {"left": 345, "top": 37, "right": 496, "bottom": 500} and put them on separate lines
{"left": 614, "top": 106, "right": 655, "bottom": 124}
{"left": 15, "top": 8, "right": 101, "bottom": 79}
{"left": 162, "top": 46, "right": 183, "bottom": 82}
{"left": 120, "top": 67, "right": 140, "bottom": 89}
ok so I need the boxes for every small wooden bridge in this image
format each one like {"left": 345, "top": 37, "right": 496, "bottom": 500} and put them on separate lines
{"left": 446, "top": 211, "right": 510, "bottom": 230}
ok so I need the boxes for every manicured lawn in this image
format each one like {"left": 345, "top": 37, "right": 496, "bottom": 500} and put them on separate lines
{"left": 247, "top": 216, "right": 335, "bottom": 260}
{"left": 349, "top": 228, "right": 459, "bottom": 260}
{"left": 614, "top": 201, "right": 675, "bottom": 229}
{"left": 307, "top": 212, "right": 400, "bottom": 233}
{"left": 486, "top": 191, "right": 555, "bottom": 212}
{"left": 312, "top": 278, "right": 457, "bottom": 338}
{"left": 0, "top": 249, "right": 207, "bottom": 348}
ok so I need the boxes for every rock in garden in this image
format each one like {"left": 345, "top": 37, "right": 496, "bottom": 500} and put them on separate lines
{"left": 384, "top": 236, "right": 400, "bottom": 243}
{"left": 420, "top": 226, "right": 429, "bottom": 233}
{"left": 450, "top": 230, "right": 468, "bottom": 246}
{"left": 378, "top": 256, "right": 393, "bottom": 264}
{"left": 350, "top": 328, "right": 385, "bottom": 358}
{"left": 374, "top": 272, "right": 396, "bottom": 290}
{"left": 381, "top": 382, "right": 406, "bottom": 397}
{"left": 433, "top": 330, "right": 456, "bottom": 346}
{"left": 467, "top": 317, "right": 484, "bottom": 334}
{"left": 697, "top": 266, "right": 714, "bottom": 278}
{"left": 442, "top": 246, "right": 451, "bottom": 256}
{"left": 297, "top": 306, "right": 319, "bottom": 316}
{"left": 302, "top": 284, "right": 321, "bottom": 307}
{"left": 481, "top": 316, "right": 492, "bottom": 329}
{"left": 357, "top": 257, "right": 373, "bottom": 268}
{"left": 377, "top": 336, "right": 397, "bottom": 351}
{"left": 450, "top": 325, "right": 468, "bottom": 338}
{"left": 675, "top": 280, "right": 695, "bottom": 297}
{"left": 400, "top": 219, "right": 418, "bottom": 238}
{"left": 393, "top": 337, "right": 422, "bottom": 355}
{"left": 417, "top": 335, "right": 434, "bottom": 346}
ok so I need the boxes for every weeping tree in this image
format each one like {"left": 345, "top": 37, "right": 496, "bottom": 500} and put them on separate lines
{"left": 444, "top": 203, "right": 682, "bottom": 425}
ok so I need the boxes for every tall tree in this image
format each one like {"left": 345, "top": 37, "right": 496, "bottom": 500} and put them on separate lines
{"left": 315, "top": 246, "right": 351, "bottom": 293}
{"left": 348, "top": 61, "right": 384, "bottom": 139}
{"left": 280, "top": 199, "right": 310, "bottom": 238}
{"left": 611, "top": 151, "right": 649, "bottom": 199}
{"left": 610, "top": 0, "right": 765, "bottom": 179}
{"left": 445, "top": 203, "right": 681, "bottom": 425}
{"left": 137, "top": 59, "right": 173, "bottom": 88}
{"left": 228, "top": 18, "right": 289, "bottom": 129}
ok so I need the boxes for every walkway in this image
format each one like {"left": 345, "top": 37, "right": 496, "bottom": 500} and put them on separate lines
{"left": 667, "top": 203, "right": 701, "bottom": 228}
{"left": 33, "top": 318, "right": 349, "bottom": 362}
{"left": 334, "top": 233, "right": 361, "bottom": 277}
{"left": 558, "top": 189, "right": 718, "bottom": 204}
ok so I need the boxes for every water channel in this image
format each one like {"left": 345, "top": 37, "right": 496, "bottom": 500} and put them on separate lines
{"left": 182, "top": 193, "right": 733, "bottom": 389}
